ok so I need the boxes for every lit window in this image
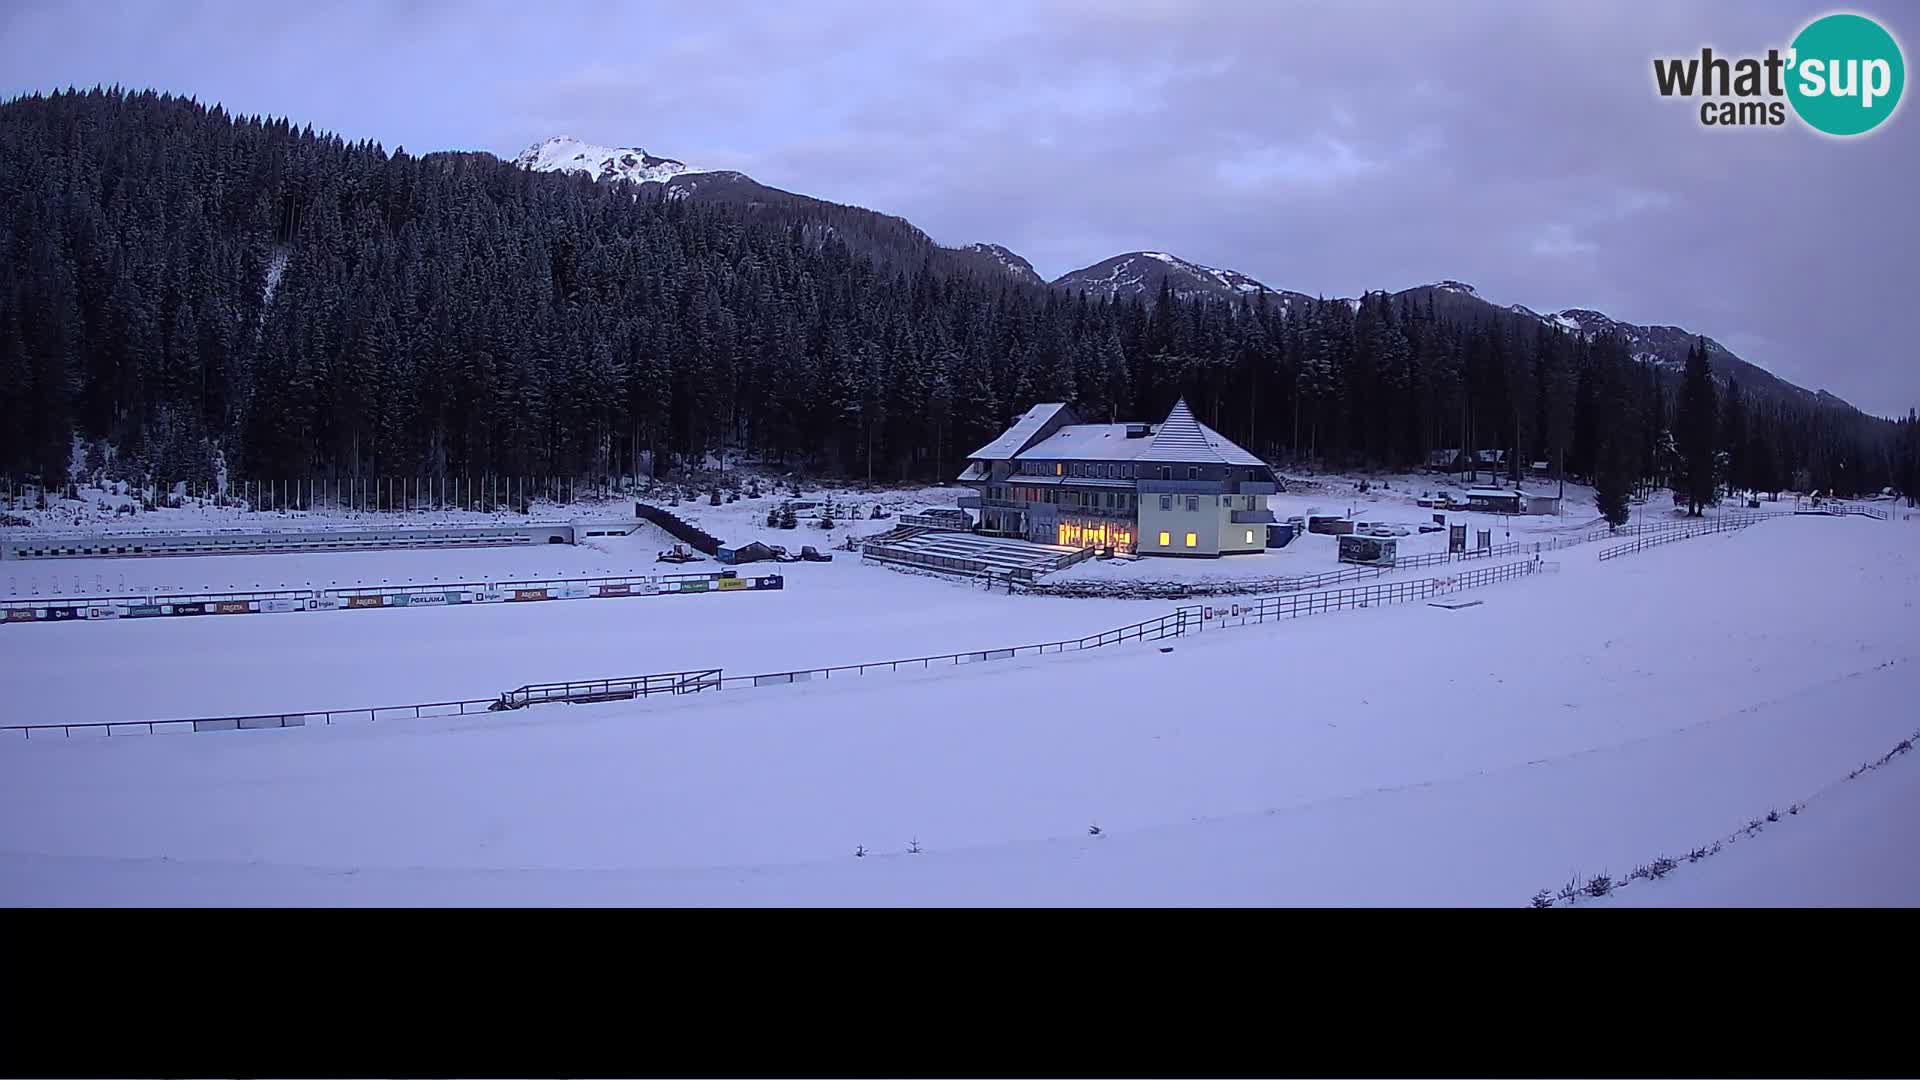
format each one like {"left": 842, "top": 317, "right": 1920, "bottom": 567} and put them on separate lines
{"left": 1185, "top": 532, "right": 1198, "bottom": 548}
{"left": 1158, "top": 531, "right": 1171, "bottom": 547}
{"left": 1056, "top": 463, "right": 1063, "bottom": 476}
{"left": 1245, "top": 530, "right": 1255, "bottom": 543}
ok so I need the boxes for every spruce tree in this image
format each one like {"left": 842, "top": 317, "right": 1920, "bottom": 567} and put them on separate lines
{"left": 1675, "top": 339, "right": 1719, "bottom": 515}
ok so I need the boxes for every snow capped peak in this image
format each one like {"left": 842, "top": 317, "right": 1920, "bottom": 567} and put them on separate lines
{"left": 513, "top": 135, "right": 699, "bottom": 185}
{"left": 1428, "top": 279, "right": 1477, "bottom": 295}
{"left": 1053, "top": 250, "right": 1276, "bottom": 302}
{"left": 964, "top": 242, "right": 1045, "bottom": 286}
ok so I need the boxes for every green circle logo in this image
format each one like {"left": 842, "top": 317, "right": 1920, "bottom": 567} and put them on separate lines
{"left": 1786, "top": 13, "right": 1905, "bottom": 136}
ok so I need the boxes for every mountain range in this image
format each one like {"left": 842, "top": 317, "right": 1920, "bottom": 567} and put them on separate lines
{"left": 510, "top": 135, "right": 1840, "bottom": 412}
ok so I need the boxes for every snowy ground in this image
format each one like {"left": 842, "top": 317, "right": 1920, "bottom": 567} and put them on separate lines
{"left": 0, "top": 548, "right": 1152, "bottom": 725}
{"left": 2, "top": 514, "right": 1914, "bottom": 905}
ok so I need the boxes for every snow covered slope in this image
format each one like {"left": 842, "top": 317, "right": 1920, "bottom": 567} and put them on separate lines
{"left": 513, "top": 135, "right": 700, "bottom": 185}
{"left": 1053, "top": 251, "right": 1313, "bottom": 307}
{"left": 964, "top": 243, "right": 1046, "bottom": 287}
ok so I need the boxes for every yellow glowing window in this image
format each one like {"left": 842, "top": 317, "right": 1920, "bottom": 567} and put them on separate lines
{"left": 1245, "top": 530, "right": 1255, "bottom": 543}
{"left": 1185, "top": 532, "right": 1198, "bottom": 548}
{"left": 1055, "top": 463, "right": 1063, "bottom": 476}
{"left": 1158, "top": 531, "right": 1171, "bottom": 547}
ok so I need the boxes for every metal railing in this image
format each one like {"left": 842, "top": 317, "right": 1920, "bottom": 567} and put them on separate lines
{"left": 1184, "top": 558, "right": 1550, "bottom": 628}
{"left": 2, "top": 697, "right": 501, "bottom": 739}
{"left": 495, "top": 669, "right": 724, "bottom": 709}
{"left": 713, "top": 609, "right": 1193, "bottom": 690}
{"left": 1596, "top": 514, "right": 1759, "bottom": 561}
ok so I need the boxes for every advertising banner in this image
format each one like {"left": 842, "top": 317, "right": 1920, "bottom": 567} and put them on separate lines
{"left": 401, "top": 592, "right": 447, "bottom": 606}
{"left": 86, "top": 606, "right": 122, "bottom": 620}
{"left": 595, "top": 583, "right": 632, "bottom": 597}
{"left": 443, "top": 591, "right": 472, "bottom": 605}
{"left": 309, "top": 596, "right": 343, "bottom": 611}
{"left": 717, "top": 577, "right": 747, "bottom": 591}
{"left": 262, "top": 599, "right": 305, "bottom": 613}
{"left": 555, "top": 585, "right": 591, "bottom": 600}
{"left": 678, "top": 580, "right": 709, "bottom": 593}
{"left": 215, "top": 601, "right": 253, "bottom": 615}
{"left": 170, "top": 603, "right": 207, "bottom": 616}
{"left": 346, "top": 595, "right": 385, "bottom": 609}
{"left": 755, "top": 576, "right": 784, "bottom": 591}
{"left": 126, "top": 604, "right": 165, "bottom": 618}
{"left": 5, "top": 608, "right": 39, "bottom": 622}
{"left": 513, "top": 588, "right": 549, "bottom": 602}
{"left": 474, "top": 590, "right": 509, "bottom": 604}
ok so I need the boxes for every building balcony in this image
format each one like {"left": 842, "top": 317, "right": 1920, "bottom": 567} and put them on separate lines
{"left": 956, "top": 495, "right": 982, "bottom": 510}
{"left": 1136, "top": 478, "right": 1229, "bottom": 495}
{"left": 1231, "top": 509, "right": 1277, "bottom": 524}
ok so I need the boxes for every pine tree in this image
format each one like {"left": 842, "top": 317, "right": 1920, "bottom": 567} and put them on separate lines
{"left": 1675, "top": 339, "right": 1718, "bottom": 515}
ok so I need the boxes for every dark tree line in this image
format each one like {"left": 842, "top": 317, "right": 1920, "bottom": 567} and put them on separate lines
{"left": 1, "top": 87, "right": 1909, "bottom": 509}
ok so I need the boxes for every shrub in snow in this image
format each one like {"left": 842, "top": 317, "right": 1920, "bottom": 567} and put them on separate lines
{"left": 709, "top": 489, "right": 721, "bottom": 506}
{"left": 778, "top": 507, "right": 797, "bottom": 530}
{"left": 1088, "top": 823, "right": 1102, "bottom": 837}
{"left": 1583, "top": 874, "right": 1613, "bottom": 899}
{"left": 908, "top": 838, "right": 922, "bottom": 855}
{"left": 1765, "top": 809, "right": 1780, "bottom": 823}
{"left": 854, "top": 845, "right": 868, "bottom": 858}
{"left": 765, "top": 508, "right": 781, "bottom": 528}
{"left": 1648, "top": 856, "right": 1677, "bottom": 879}
{"left": 1530, "top": 890, "right": 1555, "bottom": 909}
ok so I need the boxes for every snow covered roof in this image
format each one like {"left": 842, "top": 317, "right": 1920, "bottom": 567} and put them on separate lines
{"left": 1145, "top": 399, "right": 1269, "bottom": 468}
{"left": 956, "top": 462, "right": 988, "bottom": 482}
{"left": 969, "top": 399, "right": 1268, "bottom": 471}
{"left": 968, "top": 403, "right": 1074, "bottom": 461}
{"left": 1014, "top": 424, "right": 1160, "bottom": 462}
{"left": 1466, "top": 487, "right": 1531, "bottom": 498}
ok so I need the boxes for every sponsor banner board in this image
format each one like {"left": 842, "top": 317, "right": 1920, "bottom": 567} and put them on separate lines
{"left": 513, "top": 588, "right": 549, "bottom": 602}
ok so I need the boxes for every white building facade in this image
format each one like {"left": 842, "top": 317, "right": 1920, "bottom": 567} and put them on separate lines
{"left": 957, "top": 399, "right": 1277, "bottom": 557}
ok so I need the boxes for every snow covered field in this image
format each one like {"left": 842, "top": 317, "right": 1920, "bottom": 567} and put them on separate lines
{"left": 3, "top": 515, "right": 1915, "bottom": 905}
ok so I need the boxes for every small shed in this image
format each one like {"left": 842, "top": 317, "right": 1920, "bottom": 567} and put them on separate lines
{"left": 1266, "top": 523, "right": 1298, "bottom": 548}
{"left": 1466, "top": 487, "right": 1525, "bottom": 514}
{"left": 1523, "top": 492, "right": 1561, "bottom": 515}
{"left": 1338, "top": 534, "right": 1397, "bottom": 566}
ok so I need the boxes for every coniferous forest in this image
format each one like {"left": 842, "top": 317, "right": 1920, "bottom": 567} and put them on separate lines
{"left": 3, "top": 87, "right": 1915, "bottom": 504}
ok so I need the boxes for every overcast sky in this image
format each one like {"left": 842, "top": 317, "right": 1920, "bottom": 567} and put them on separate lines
{"left": 3, "top": 0, "right": 1914, "bottom": 415}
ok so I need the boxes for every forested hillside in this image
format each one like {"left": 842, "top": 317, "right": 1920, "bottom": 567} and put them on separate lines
{"left": 1, "top": 87, "right": 1911, "bottom": 500}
